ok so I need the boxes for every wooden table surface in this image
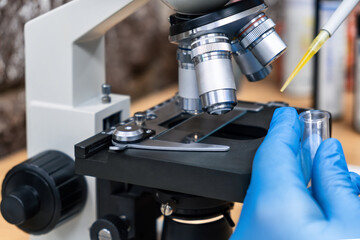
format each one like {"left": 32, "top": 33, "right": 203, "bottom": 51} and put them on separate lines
{"left": 0, "top": 79, "right": 359, "bottom": 239}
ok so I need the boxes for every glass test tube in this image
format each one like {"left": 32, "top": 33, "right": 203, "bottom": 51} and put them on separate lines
{"left": 299, "top": 110, "right": 330, "bottom": 182}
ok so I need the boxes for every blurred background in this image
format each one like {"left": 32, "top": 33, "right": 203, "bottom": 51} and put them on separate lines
{"left": 0, "top": 0, "right": 359, "bottom": 159}
{"left": 0, "top": 0, "right": 359, "bottom": 238}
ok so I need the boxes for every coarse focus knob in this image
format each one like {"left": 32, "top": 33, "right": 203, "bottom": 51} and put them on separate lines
{"left": 1, "top": 150, "right": 87, "bottom": 235}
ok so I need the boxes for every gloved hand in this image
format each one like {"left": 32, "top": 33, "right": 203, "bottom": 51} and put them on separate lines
{"left": 231, "top": 107, "right": 360, "bottom": 240}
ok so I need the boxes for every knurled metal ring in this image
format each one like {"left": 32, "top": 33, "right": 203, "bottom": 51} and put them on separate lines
{"left": 191, "top": 42, "right": 232, "bottom": 58}
{"left": 191, "top": 33, "right": 229, "bottom": 48}
{"left": 192, "top": 51, "right": 231, "bottom": 65}
{"left": 238, "top": 13, "right": 266, "bottom": 37}
{"left": 240, "top": 18, "right": 275, "bottom": 48}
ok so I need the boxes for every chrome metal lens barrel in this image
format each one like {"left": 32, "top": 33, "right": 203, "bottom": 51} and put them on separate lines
{"left": 231, "top": 40, "right": 272, "bottom": 82}
{"left": 190, "top": 33, "right": 237, "bottom": 115}
{"left": 177, "top": 45, "right": 202, "bottom": 115}
{"left": 238, "top": 13, "right": 286, "bottom": 66}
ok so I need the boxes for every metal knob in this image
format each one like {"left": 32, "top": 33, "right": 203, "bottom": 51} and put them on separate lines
{"left": 112, "top": 125, "right": 145, "bottom": 143}
{"left": 134, "top": 112, "right": 147, "bottom": 126}
{"left": 160, "top": 201, "right": 176, "bottom": 217}
{"left": 98, "top": 228, "right": 112, "bottom": 240}
{"left": 102, "top": 84, "right": 112, "bottom": 103}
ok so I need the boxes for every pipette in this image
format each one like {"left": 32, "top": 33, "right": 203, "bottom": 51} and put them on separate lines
{"left": 280, "top": 0, "right": 360, "bottom": 92}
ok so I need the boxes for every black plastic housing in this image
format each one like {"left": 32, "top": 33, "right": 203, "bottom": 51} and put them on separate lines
{"left": 1, "top": 150, "right": 87, "bottom": 234}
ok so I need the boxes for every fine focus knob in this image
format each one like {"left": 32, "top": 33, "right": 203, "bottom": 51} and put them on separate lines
{"left": 1, "top": 150, "right": 87, "bottom": 234}
{"left": 1, "top": 186, "right": 39, "bottom": 225}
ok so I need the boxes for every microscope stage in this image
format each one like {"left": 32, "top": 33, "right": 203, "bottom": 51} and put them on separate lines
{"left": 75, "top": 99, "right": 306, "bottom": 203}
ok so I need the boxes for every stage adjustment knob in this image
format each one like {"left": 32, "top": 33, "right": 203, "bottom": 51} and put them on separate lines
{"left": 1, "top": 150, "right": 87, "bottom": 234}
{"left": 90, "top": 215, "right": 130, "bottom": 240}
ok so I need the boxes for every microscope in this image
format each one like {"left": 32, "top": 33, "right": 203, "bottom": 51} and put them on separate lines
{"left": 0, "top": 0, "right": 307, "bottom": 239}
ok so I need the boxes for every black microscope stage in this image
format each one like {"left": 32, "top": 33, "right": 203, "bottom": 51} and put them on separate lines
{"left": 75, "top": 98, "right": 307, "bottom": 203}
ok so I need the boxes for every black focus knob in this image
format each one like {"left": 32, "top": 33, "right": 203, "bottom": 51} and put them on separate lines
{"left": 1, "top": 186, "right": 39, "bottom": 225}
{"left": 1, "top": 150, "right": 87, "bottom": 235}
{"left": 90, "top": 215, "right": 129, "bottom": 240}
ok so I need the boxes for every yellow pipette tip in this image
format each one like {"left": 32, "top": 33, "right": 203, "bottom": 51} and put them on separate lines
{"left": 280, "top": 81, "right": 291, "bottom": 92}
{"left": 280, "top": 30, "right": 330, "bottom": 92}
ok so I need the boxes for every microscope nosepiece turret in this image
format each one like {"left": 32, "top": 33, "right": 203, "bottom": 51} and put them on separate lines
{"left": 169, "top": 0, "right": 286, "bottom": 115}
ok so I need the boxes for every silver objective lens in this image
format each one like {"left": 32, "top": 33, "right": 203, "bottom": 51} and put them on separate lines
{"left": 191, "top": 33, "right": 237, "bottom": 115}
{"left": 238, "top": 13, "right": 286, "bottom": 66}
{"left": 177, "top": 45, "right": 203, "bottom": 115}
{"left": 231, "top": 40, "right": 272, "bottom": 82}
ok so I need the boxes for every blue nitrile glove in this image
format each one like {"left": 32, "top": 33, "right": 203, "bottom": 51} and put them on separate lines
{"left": 231, "top": 107, "right": 360, "bottom": 240}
